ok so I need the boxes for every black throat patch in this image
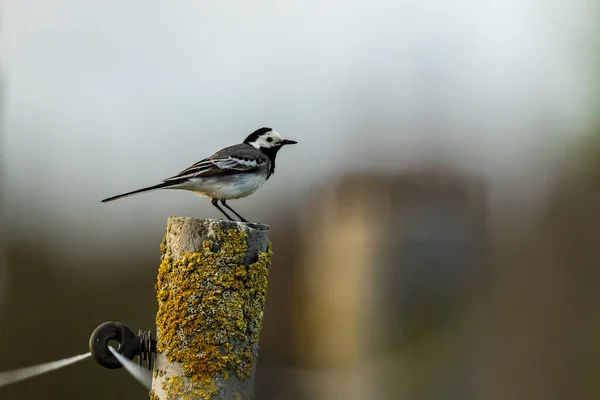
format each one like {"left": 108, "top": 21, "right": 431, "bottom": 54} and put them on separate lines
{"left": 260, "top": 146, "right": 282, "bottom": 179}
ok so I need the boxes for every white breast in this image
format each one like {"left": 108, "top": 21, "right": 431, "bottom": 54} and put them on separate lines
{"left": 174, "top": 171, "right": 268, "bottom": 200}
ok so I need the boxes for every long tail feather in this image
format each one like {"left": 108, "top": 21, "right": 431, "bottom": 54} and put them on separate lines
{"left": 101, "top": 182, "right": 176, "bottom": 203}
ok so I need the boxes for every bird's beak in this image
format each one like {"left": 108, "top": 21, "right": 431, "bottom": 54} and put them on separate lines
{"left": 281, "top": 139, "right": 298, "bottom": 146}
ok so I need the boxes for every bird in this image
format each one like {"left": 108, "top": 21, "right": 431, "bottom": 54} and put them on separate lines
{"left": 101, "top": 127, "right": 297, "bottom": 222}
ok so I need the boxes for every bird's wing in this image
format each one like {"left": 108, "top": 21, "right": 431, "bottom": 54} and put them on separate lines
{"left": 163, "top": 145, "right": 266, "bottom": 182}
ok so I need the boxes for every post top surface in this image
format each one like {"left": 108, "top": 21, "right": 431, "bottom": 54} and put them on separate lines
{"left": 166, "top": 217, "right": 269, "bottom": 231}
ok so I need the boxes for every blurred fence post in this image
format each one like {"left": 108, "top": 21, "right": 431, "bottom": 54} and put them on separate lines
{"left": 292, "top": 169, "right": 487, "bottom": 399}
{"left": 151, "top": 217, "right": 271, "bottom": 400}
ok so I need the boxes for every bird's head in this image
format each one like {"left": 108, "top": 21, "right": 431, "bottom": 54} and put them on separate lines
{"left": 244, "top": 127, "right": 297, "bottom": 151}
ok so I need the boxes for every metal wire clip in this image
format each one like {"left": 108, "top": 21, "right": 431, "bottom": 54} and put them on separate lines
{"left": 89, "top": 321, "right": 156, "bottom": 370}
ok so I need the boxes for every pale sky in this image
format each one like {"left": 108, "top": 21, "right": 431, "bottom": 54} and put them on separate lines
{"left": 0, "top": 0, "right": 597, "bottom": 266}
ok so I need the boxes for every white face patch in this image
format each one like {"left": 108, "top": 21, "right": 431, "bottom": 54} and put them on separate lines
{"left": 249, "top": 130, "right": 284, "bottom": 149}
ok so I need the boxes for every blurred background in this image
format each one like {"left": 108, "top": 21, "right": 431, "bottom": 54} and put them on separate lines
{"left": 1, "top": 0, "right": 599, "bottom": 399}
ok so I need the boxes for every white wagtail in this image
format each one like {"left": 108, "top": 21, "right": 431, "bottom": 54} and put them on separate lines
{"left": 101, "top": 127, "right": 297, "bottom": 222}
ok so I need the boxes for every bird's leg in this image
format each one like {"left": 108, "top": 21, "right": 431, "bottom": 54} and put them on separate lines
{"left": 211, "top": 198, "right": 234, "bottom": 221}
{"left": 221, "top": 200, "right": 248, "bottom": 222}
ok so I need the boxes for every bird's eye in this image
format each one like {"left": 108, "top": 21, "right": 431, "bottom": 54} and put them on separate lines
{"left": 266, "top": 137, "right": 273, "bottom": 143}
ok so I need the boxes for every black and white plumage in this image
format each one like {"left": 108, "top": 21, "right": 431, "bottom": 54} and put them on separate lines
{"left": 101, "top": 127, "right": 297, "bottom": 222}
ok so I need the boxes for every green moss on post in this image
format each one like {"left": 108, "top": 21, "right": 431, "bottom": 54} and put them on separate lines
{"left": 151, "top": 217, "right": 271, "bottom": 400}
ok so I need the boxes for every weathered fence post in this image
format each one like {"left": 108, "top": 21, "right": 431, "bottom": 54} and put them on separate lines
{"left": 151, "top": 217, "right": 271, "bottom": 400}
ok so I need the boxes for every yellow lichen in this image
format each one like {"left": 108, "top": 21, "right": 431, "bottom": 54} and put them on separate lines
{"left": 155, "top": 223, "right": 271, "bottom": 398}
{"left": 153, "top": 368, "right": 166, "bottom": 379}
{"left": 160, "top": 375, "right": 219, "bottom": 400}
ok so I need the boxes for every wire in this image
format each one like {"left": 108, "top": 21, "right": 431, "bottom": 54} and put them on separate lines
{"left": 109, "top": 347, "right": 152, "bottom": 389}
{"left": 0, "top": 352, "right": 91, "bottom": 389}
